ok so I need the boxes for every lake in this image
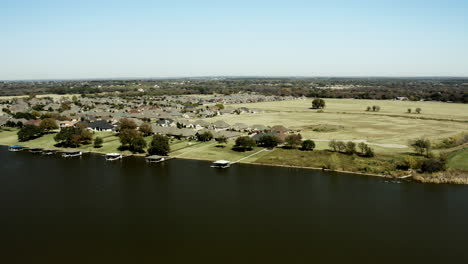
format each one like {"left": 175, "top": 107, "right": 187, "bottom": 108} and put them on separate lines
{"left": 0, "top": 146, "right": 467, "bottom": 263}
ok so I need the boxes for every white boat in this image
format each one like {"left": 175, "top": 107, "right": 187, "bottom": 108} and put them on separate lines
{"left": 62, "top": 151, "right": 82, "bottom": 158}
{"left": 29, "top": 148, "right": 43, "bottom": 154}
{"left": 211, "top": 160, "right": 231, "bottom": 168}
{"left": 42, "top": 150, "right": 56, "bottom": 155}
{"left": 8, "top": 145, "right": 24, "bottom": 152}
{"left": 105, "top": 153, "right": 123, "bottom": 161}
{"left": 146, "top": 155, "right": 168, "bottom": 163}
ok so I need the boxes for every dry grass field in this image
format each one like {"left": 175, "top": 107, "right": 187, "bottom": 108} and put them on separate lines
{"left": 207, "top": 99, "right": 468, "bottom": 150}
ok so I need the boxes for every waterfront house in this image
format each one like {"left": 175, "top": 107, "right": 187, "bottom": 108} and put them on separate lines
{"left": 87, "top": 120, "right": 115, "bottom": 132}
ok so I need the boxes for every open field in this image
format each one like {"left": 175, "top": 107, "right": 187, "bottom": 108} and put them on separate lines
{"left": 206, "top": 99, "right": 468, "bottom": 149}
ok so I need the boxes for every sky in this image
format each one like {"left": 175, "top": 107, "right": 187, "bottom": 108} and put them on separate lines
{"left": 1, "top": 0, "right": 468, "bottom": 80}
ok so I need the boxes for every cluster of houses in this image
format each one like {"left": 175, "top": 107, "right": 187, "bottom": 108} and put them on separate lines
{"left": 0, "top": 94, "right": 298, "bottom": 142}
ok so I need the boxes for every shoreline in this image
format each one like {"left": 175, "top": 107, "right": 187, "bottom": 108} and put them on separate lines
{"left": 1, "top": 143, "right": 406, "bottom": 179}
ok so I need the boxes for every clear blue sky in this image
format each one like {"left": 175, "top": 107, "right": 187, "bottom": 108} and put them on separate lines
{"left": 1, "top": 0, "right": 467, "bottom": 80}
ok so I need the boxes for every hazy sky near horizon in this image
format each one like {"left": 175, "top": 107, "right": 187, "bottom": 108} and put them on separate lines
{"left": 1, "top": 0, "right": 468, "bottom": 80}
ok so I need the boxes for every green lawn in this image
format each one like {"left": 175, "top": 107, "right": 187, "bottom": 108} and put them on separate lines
{"left": 169, "top": 138, "right": 271, "bottom": 162}
{"left": 448, "top": 149, "right": 468, "bottom": 170}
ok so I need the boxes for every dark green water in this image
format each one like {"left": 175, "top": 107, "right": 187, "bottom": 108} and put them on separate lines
{"left": 0, "top": 146, "right": 467, "bottom": 263}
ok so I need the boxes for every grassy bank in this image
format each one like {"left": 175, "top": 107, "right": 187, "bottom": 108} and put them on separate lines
{"left": 254, "top": 148, "right": 411, "bottom": 176}
{"left": 448, "top": 148, "right": 468, "bottom": 170}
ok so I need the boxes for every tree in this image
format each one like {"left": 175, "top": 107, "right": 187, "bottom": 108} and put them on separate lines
{"left": 39, "top": 118, "right": 58, "bottom": 132}
{"left": 372, "top": 105, "right": 381, "bottom": 112}
{"left": 345, "top": 141, "right": 356, "bottom": 154}
{"left": 196, "top": 131, "right": 213, "bottom": 142}
{"left": 215, "top": 135, "right": 228, "bottom": 145}
{"left": 329, "top": 140, "right": 338, "bottom": 152}
{"left": 59, "top": 102, "right": 71, "bottom": 112}
{"left": 336, "top": 141, "right": 346, "bottom": 152}
{"left": 118, "top": 118, "right": 137, "bottom": 131}
{"left": 233, "top": 136, "right": 256, "bottom": 151}
{"left": 119, "top": 128, "right": 147, "bottom": 153}
{"left": 301, "top": 140, "right": 315, "bottom": 151}
{"left": 285, "top": 134, "right": 302, "bottom": 148}
{"left": 363, "top": 145, "right": 375, "bottom": 157}
{"left": 358, "top": 142, "right": 367, "bottom": 153}
{"left": 312, "top": 98, "right": 326, "bottom": 109}
{"left": 94, "top": 137, "right": 103, "bottom": 148}
{"left": 139, "top": 122, "right": 153, "bottom": 136}
{"left": 415, "top": 107, "right": 422, "bottom": 114}
{"left": 215, "top": 104, "right": 225, "bottom": 110}
{"left": 258, "top": 135, "right": 280, "bottom": 148}
{"left": 17, "top": 125, "right": 44, "bottom": 142}
{"left": 366, "top": 106, "right": 371, "bottom": 111}
{"left": 148, "top": 134, "right": 170, "bottom": 156}
{"left": 410, "top": 138, "right": 431, "bottom": 157}
{"left": 407, "top": 108, "right": 412, "bottom": 113}
{"left": 54, "top": 126, "right": 92, "bottom": 147}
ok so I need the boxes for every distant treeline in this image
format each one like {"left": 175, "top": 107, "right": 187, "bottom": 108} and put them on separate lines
{"left": 1, "top": 78, "right": 467, "bottom": 103}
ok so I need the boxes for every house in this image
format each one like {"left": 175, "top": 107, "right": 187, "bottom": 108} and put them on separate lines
{"left": 270, "top": 125, "right": 289, "bottom": 134}
{"left": 211, "top": 120, "right": 230, "bottom": 130}
{"left": 86, "top": 120, "right": 115, "bottom": 132}
{"left": 231, "top": 122, "right": 249, "bottom": 132}
{"left": 176, "top": 119, "right": 193, "bottom": 128}
{"left": 193, "top": 120, "right": 211, "bottom": 130}
{"left": 58, "top": 120, "right": 77, "bottom": 129}
{"left": 251, "top": 124, "right": 268, "bottom": 132}
{"left": 156, "top": 118, "right": 176, "bottom": 127}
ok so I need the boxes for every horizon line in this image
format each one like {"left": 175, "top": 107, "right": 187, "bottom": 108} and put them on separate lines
{"left": 2, "top": 75, "right": 468, "bottom": 82}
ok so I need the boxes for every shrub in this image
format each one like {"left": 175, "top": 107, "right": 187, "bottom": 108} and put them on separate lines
{"left": 396, "top": 156, "right": 417, "bottom": 170}
{"left": 420, "top": 159, "right": 446, "bottom": 173}
{"left": 93, "top": 137, "right": 103, "bottom": 148}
